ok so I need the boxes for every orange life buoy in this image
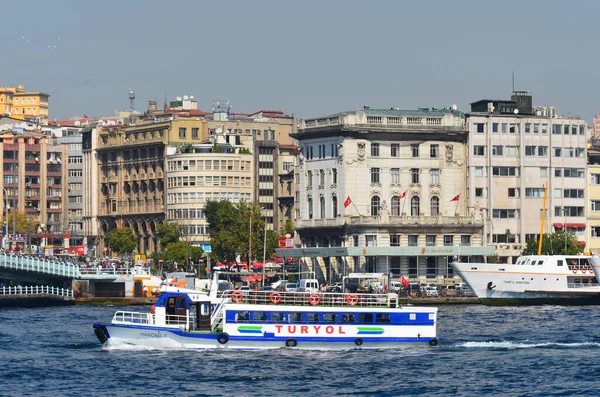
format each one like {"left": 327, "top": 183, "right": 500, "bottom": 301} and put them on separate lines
{"left": 581, "top": 267, "right": 587, "bottom": 274}
{"left": 345, "top": 294, "right": 359, "bottom": 306}
{"left": 150, "top": 304, "right": 155, "bottom": 314}
{"left": 308, "top": 293, "right": 321, "bottom": 306}
{"left": 231, "top": 290, "right": 243, "bottom": 303}
{"left": 572, "top": 267, "right": 578, "bottom": 274}
{"left": 270, "top": 291, "right": 282, "bottom": 304}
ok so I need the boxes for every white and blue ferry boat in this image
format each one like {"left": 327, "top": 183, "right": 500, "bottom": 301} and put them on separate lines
{"left": 93, "top": 273, "right": 438, "bottom": 350}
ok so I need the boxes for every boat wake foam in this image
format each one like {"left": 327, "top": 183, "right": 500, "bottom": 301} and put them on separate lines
{"left": 459, "top": 341, "right": 600, "bottom": 349}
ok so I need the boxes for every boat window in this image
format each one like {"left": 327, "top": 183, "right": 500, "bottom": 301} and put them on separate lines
{"left": 581, "top": 258, "right": 590, "bottom": 266}
{"left": 358, "top": 313, "right": 374, "bottom": 324}
{"left": 557, "top": 260, "right": 564, "bottom": 267}
{"left": 200, "top": 304, "right": 209, "bottom": 316}
{"left": 306, "top": 313, "right": 320, "bottom": 323}
{"left": 567, "top": 259, "right": 578, "bottom": 270}
{"left": 375, "top": 313, "right": 391, "bottom": 324}
{"left": 288, "top": 313, "right": 302, "bottom": 323}
{"left": 270, "top": 312, "right": 285, "bottom": 323}
{"left": 252, "top": 312, "right": 268, "bottom": 323}
{"left": 235, "top": 311, "right": 250, "bottom": 323}
{"left": 537, "top": 260, "right": 544, "bottom": 265}
{"left": 323, "top": 313, "right": 338, "bottom": 323}
{"left": 342, "top": 314, "right": 355, "bottom": 324}
{"left": 177, "top": 299, "right": 186, "bottom": 309}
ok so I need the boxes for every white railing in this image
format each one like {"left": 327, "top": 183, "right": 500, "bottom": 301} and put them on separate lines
{"left": 112, "top": 311, "right": 192, "bottom": 329}
{"left": 567, "top": 283, "right": 600, "bottom": 289}
{"left": 79, "top": 266, "right": 151, "bottom": 276}
{"left": 0, "top": 285, "right": 74, "bottom": 297}
{"left": 0, "top": 254, "right": 80, "bottom": 278}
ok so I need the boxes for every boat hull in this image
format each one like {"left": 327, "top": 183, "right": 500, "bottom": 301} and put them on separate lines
{"left": 478, "top": 294, "right": 600, "bottom": 306}
{"left": 93, "top": 322, "right": 436, "bottom": 350}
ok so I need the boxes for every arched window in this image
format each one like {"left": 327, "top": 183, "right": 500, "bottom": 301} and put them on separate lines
{"left": 320, "top": 196, "right": 325, "bottom": 218}
{"left": 430, "top": 196, "right": 440, "bottom": 216}
{"left": 308, "top": 197, "right": 313, "bottom": 219}
{"left": 411, "top": 196, "right": 420, "bottom": 216}
{"left": 371, "top": 195, "right": 380, "bottom": 216}
{"left": 391, "top": 196, "right": 401, "bottom": 216}
{"left": 332, "top": 196, "right": 338, "bottom": 217}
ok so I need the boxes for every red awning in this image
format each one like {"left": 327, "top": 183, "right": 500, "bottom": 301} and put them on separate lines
{"left": 553, "top": 223, "right": 586, "bottom": 229}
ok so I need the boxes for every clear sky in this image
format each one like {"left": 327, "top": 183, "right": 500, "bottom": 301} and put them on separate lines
{"left": 3, "top": 0, "right": 598, "bottom": 121}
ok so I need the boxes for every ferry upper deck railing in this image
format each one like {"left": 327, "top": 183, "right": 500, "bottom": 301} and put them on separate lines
{"left": 0, "top": 254, "right": 80, "bottom": 278}
{"left": 112, "top": 311, "right": 193, "bottom": 330}
{"left": 0, "top": 285, "right": 74, "bottom": 297}
{"left": 218, "top": 290, "right": 397, "bottom": 308}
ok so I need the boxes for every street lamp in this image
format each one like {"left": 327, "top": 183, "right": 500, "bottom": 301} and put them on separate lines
{"left": 562, "top": 207, "right": 569, "bottom": 254}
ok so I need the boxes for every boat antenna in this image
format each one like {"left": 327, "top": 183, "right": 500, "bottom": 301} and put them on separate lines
{"left": 538, "top": 182, "right": 548, "bottom": 255}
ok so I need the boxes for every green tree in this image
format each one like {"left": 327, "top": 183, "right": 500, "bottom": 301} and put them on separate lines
{"left": 1, "top": 210, "right": 34, "bottom": 234}
{"left": 107, "top": 227, "right": 138, "bottom": 255}
{"left": 282, "top": 219, "right": 295, "bottom": 236}
{"left": 156, "top": 222, "right": 181, "bottom": 247}
{"left": 522, "top": 230, "right": 582, "bottom": 255}
{"left": 165, "top": 241, "right": 204, "bottom": 267}
{"left": 204, "top": 200, "right": 278, "bottom": 263}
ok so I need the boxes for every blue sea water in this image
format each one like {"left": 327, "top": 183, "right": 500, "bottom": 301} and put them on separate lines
{"left": 1, "top": 304, "right": 599, "bottom": 397}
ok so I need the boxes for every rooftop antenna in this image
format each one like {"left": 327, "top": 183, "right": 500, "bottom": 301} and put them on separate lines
{"left": 128, "top": 87, "right": 136, "bottom": 124}
{"left": 163, "top": 93, "right": 168, "bottom": 110}
{"left": 512, "top": 71, "right": 515, "bottom": 93}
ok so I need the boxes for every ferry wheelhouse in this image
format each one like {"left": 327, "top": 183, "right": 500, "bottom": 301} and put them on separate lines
{"left": 93, "top": 274, "right": 438, "bottom": 350}
{"left": 452, "top": 254, "right": 600, "bottom": 305}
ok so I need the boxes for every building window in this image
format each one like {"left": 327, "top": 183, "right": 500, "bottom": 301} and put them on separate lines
{"left": 426, "top": 235, "right": 436, "bottom": 246}
{"left": 192, "top": 128, "right": 199, "bottom": 139}
{"left": 320, "top": 196, "right": 325, "bottom": 218}
{"left": 430, "top": 144, "right": 439, "bottom": 158}
{"left": 475, "top": 123, "right": 485, "bottom": 133}
{"left": 319, "top": 169, "right": 325, "bottom": 186}
{"left": 554, "top": 148, "right": 562, "bottom": 157}
{"left": 366, "top": 235, "right": 377, "bottom": 247}
{"left": 307, "top": 171, "right": 312, "bottom": 188}
{"left": 408, "top": 235, "right": 418, "bottom": 247}
{"left": 370, "top": 168, "right": 380, "bottom": 184}
{"left": 308, "top": 197, "right": 313, "bottom": 219}
{"left": 591, "top": 174, "right": 600, "bottom": 185}
{"left": 332, "top": 169, "right": 337, "bottom": 184}
{"left": 390, "top": 235, "right": 401, "bottom": 246}
{"left": 473, "top": 146, "right": 485, "bottom": 156}
{"left": 391, "top": 196, "right": 400, "bottom": 216}
{"left": 430, "top": 169, "right": 440, "bottom": 185}
{"left": 332, "top": 196, "right": 338, "bottom": 217}
{"left": 371, "top": 196, "right": 380, "bottom": 216}
{"left": 538, "top": 146, "right": 548, "bottom": 156}
{"left": 492, "top": 123, "right": 498, "bottom": 133}
{"left": 391, "top": 168, "right": 400, "bottom": 184}
{"left": 179, "top": 127, "right": 186, "bottom": 138}
{"left": 444, "top": 235, "right": 453, "bottom": 246}
{"left": 411, "top": 144, "right": 419, "bottom": 157}
{"left": 391, "top": 144, "right": 400, "bottom": 157}
{"left": 371, "top": 143, "right": 380, "bottom": 157}
{"left": 474, "top": 167, "right": 483, "bottom": 177}
{"left": 525, "top": 146, "right": 536, "bottom": 156}
{"left": 591, "top": 201, "right": 600, "bottom": 212}
{"left": 430, "top": 196, "right": 439, "bottom": 216}
{"left": 493, "top": 145, "right": 503, "bottom": 156}
{"left": 475, "top": 188, "right": 483, "bottom": 197}
{"left": 410, "top": 196, "right": 420, "bottom": 216}
{"left": 461, "top": 235, "right": 471, "bottom": 246}
{"left": 410, "top": 168, "right": 419, "bottom": 184}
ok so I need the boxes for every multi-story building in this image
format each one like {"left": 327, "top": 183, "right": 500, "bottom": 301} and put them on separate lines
{"left": 95, "top": 116, "right": 208, "bottom": 256}
{"left": 282, "top": 108, "right": 493, "bottom": 283}
{"left": 593, "top": 114, "right": 600, "bottom": 139}
{"left": 587, "top": 148, "right": 600, "bottom": 254}
{"left": 59, "top": 127, "right": 84, "bottom": 249}
{"left": 0, "top": 85, "right": 50, "bottom": 125}
{"left": 275, "top": 144, "right": 296, "bottom": 231}
{"left": 82, "top": 125, "right": 100, "bottom": 257}
{"left": 0, "top": 118, "right": 68, "bottom": 254}
{"left": 166, "top": 136, "right": 254, "bottom": 251}
{"left": 466, "top": 92, "right": 588, "bottom": 262}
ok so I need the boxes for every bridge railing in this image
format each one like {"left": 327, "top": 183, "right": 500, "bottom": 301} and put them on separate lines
{"left": 0, "top": 285, "right": 74, "bottom": 297}
{"left": 78, "top": 266, "right": 152, "bottom": 276}
{"left": 0, "top": 254, "right": 80, "bottom": 278}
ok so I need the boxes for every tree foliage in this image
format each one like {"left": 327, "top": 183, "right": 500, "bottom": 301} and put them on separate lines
{"left": 204, "top": 200, "right": 280, "bottom": 263}
{"left": 156, "top": 222, "right": 181, "bottom": 247}
{"left": 1, "top": 210, "right": 34, "bottom": 234}
{"left": 282, "top": 219, "right": 295, "bottom": 236}
{"left": 165, "top": 241, "right": 204, "bottom": 266}
{"left": 107, "top": 227, "right": 138, "bottom": 255}
{"left": 522, "top": 230, "right": 582, "bottom": 255}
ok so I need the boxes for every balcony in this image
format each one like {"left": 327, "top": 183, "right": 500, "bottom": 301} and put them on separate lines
{"left": 296, "top": 214, "right": 483, "bottom": 230}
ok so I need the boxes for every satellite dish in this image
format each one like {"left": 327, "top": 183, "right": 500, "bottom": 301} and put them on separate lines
{"left": 451, "top": 104, "right": 458, "bottom": 110}
{"left": 514, "top": 109, "right": 519, "bottom": 114}
{"left": 183, "top": 95, "right": 189, "bottom": 100}
{"left": 176, "top": 96, "right": 182, "bottom": 101}
{"left": 190, "top": 96, "right": 194, "bottom": 100}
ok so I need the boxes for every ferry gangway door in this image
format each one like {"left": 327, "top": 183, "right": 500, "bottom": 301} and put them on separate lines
{"left": 189, "top": 301, "right": 212, "bottom": 332}
{"left": 166, "top": 296, "right": 188, "bottom": 325}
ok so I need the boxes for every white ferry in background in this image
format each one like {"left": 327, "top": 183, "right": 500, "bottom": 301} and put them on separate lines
{"left": 452, "top": 255, "right": 600, "bottom": 305}
{"left": 93, "top": 272, "right": 438, "bottom": 350}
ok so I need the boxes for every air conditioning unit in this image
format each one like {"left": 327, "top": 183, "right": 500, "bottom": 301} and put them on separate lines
{"left": 26, "top": 182, "right": 31, "bottom": 187}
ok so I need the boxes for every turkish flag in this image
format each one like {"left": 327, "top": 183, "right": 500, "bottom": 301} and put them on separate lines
{"left": 401, "top": 276, "right": 409, "bottom": 288}
{"left": 343, "top": 196, "right": 352, "bottom": 208}
{"left": 398, "top": 190, "right": 407, "bottom": 199}
{"left": 450, "top": 194, "right": 460, "bottom": 202}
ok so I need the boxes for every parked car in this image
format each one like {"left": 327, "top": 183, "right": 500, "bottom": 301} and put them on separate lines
{"left": 444, "top": 285, "right": 457, "bottom": 297}
{"left": 326, "top": 283, "right": 343, "bottom": 293}
{"left": 456, "top": 285, "right": 475, "bottom": 297}
{"left": 424, "top": 286, "right": 439, "bottom": 297}
{"left": 261, "top": 286, "right": 274, "bottom": 291}
{"left": 284, "top": 283, "right": 298, "bottom": 292}
{"left": 408, "top": 283, "right": 421, "bottom": 297}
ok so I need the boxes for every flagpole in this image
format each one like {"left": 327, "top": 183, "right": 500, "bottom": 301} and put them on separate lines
{"left": 352, "top": 201, "right": 361, "bottom": 216}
